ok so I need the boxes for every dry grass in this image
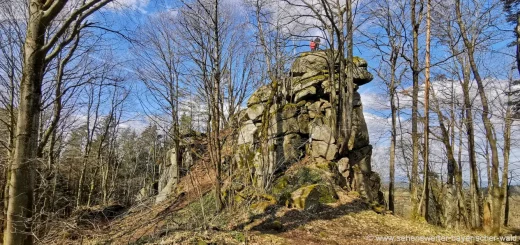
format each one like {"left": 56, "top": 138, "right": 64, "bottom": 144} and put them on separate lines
{"left": 390, "top": 188, "right": 520, "bottom": 233}
{"left": 155, "top": 190, "right": 496, "bottom": 245}
{"left": 44, "top": 155, "right": 520, "bottom": 245}
{"left": 42, "top": 154, "right": 217, "bottom": 245}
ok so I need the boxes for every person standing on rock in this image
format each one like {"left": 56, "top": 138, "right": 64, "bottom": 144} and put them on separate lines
{"left": 314, "top": 37, "right": 321, "bottom": 50}
{"left": 310, "top": 39, "right": 316, "bottom": 51}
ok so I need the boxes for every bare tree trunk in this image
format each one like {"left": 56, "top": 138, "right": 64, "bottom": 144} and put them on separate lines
{"left": 4, "top": 2, "right": 47, "bottom": 243}
{"left": 455, "top": 0, "right": 502, "bottom": 234}
{"left": 430, "top": 85, "right": 457, "bottom": 228}
{"left": 409, "top": 0, "right": 423, "bottom": 220}
{"left": 504, "top": 174, "right": 511, "bottom": 226}
{"left": 87, "top": 167, "right": 99, "bottom": 207}
{"left": 2, "top": 40, "right": 17, "bottom": 235}
{"left": 212, "top": 0, "right": 223, "bottom": 211}
{"left": 388, "top": 59, "right": 397, "bottom": 213}
{"left": 420, "top": 0, "right": 431, "bottom": 221}
{"left": 460, "top": 55, "right": 481, "bottom": 229}
{"left": 339, "top": 0, "right": 354, "bottom": 155}
{"left": 501, "top": 70, "right": 513, "bottom": 227}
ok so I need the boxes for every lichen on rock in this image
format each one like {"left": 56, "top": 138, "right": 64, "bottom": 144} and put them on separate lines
{"left": 234, "top": 50, "right": 384, "bottom": 206}
{"left": 290, "top": 184, "right": 338, "bottom": 210}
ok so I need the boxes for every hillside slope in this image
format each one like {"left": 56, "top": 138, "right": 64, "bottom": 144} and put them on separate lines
{"left": 45, "top": 160, "right": 518, "bottom": 245}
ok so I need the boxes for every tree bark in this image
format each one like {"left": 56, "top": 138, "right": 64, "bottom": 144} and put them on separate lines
{"left": 4, "top": 1, "right": 113, "bottom": 242}
{"left": 420, "top": 0, "right": 431, "bottom": 221}
{"left": 388, "top": 55, "right": 397, "bottom": 213}
{"left": 501, "top": 70, "right": 513, "bottom": 227}
{"left": 4, "top": 2, "right": 46, "bottom": 243}
{"left": 504, "top": 176, "right": 511, "bottom": 226}
{"left": 460, "top": 55, "right": 481, "bottom": 229}
{"left": 455, "top": 0, "right": 502, "bottom": 233}
{"left": 409, "top": 0, "right": 422, "bottom": 220}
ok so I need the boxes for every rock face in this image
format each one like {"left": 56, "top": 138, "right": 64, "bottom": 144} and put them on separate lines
{"left": 156, "top": 148, "right": 179, "bottom": 203}
{"left": 235, "top": 50, "right": 383, "bottom": 205}
{"left": 154, "top": 134, "right": 205, "bottom": 204}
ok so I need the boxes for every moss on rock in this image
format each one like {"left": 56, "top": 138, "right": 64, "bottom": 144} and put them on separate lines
{"left": 290, "top": 184, "right": 338, "bottom": 210}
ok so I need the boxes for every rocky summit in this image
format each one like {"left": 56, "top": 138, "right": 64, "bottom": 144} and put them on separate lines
{"left": 235, "top": 50, "right": 385, "bottom": 208}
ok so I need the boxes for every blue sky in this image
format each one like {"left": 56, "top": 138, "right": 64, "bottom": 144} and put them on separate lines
{"left": 92, "top": 0, "right": 520, "bottom": 185}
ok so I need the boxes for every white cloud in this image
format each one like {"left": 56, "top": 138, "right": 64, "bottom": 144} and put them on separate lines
{"left": 360, "top": 91, "right": 389, "bottom": 111}
{"left": 118, "top": 119, "right": 149, "bottom": 133}
{"left": 106, "top": 0, "right": 150, "bottom": 13}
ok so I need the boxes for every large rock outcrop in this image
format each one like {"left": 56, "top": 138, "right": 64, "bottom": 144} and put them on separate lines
{"left": 153, "top": 134, "right": 203, "bottom": 204}
{"left": 235, "top": 51, "right": 384, "bottom": 205}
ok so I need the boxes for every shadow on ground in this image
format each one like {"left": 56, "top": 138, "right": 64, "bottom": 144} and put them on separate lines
{"left": 235, "top": 198, "right": 369, "bottom": 233}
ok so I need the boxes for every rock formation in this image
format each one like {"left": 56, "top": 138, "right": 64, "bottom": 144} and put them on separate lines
{"left": 156, "top": 148, "right": 179, "bottom": 203}
{"left": 154, "top": 134, "right": 203, "bottom": 203}
{"left": 235, "top": 50, "right": 384, "bottom": 205}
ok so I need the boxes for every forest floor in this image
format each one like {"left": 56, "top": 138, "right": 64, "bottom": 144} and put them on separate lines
{"left": 47, "top": 159, "right": 520, "bottom": 245}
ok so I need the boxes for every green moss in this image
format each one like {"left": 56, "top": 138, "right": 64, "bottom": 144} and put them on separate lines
{"left": 299, "top": 74, "right": 328, "bottom": 84}
{"left": 293, "top": 167, "right": 323, "bottom": 186}
{"left": 237, "top": 144, "right": 256, "bottom": 169}
{"left": 278, "top": 192, "right": 292, "bottom": 206}
{"left": 222, "top": 189, "right": 228, "bottom": 200}
{"left": 270, "top": 167, "right": 330, "bottom": 207}
{"left": 283, "top": 103, "right": 297, "bottom": 110}
{"left": 260, "top": 193, "right": 276, "bottom": 202}
{"left": 315, "top": 161, "right": 330, "bottom": 170}
{"left": 250, "top": 200, "right": 275, "bottom": 213}
{"left": 291, "top": 184, "right": 337, "bottom": 209}
{"left": 234, "top": 194, "right": 245, "bottom": 204}
{"left": 233, "top": 232, "right": 246, "bottom": 242}
{"left": 272, "top": 176, "right": 289, "bottom": 195}
{"left": 370, "top": 202, "right": 386, "bottom": 213}
{"left": 318, "top": 190, "right": 337, "bottom": 203}
{"left": 271, "top": 220, "right": 283, "bottom": 231}
{"left": 348, "top": 191, "right": 360, "bottom": 197}
{"left": 281, "top": 103, "right": 298, "bottom": 119}
{"left": 352, "top": 56, "right": 367, "bottom": 67}
{"left": 296, "top": 100, "right": 307, "bottom": 107}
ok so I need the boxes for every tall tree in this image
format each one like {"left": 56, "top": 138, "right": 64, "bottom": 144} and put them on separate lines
{"left": 407, "top": 0, "right": 424, "bottom": 220}
{"left": 133, "top": 12, "right": 184, "bottom": 193}
{"left": 176, "top": 0, "right": 233, "bottom": 211}
{"left": 369, "top": 0, "right": 406, "bottom": 213}
{"left": 420, "top": 0, "right": 431, "bottom": 221}
{"left": 433, "top": 1, "right": 481, "bottom": 227}
{"left": 4, "top": 1, "right": 114, "bottom": 244}
{"left": 455, "top": 0, "right": 503, "bottom": 234}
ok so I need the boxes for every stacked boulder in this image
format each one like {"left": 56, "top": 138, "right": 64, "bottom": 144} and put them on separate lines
{"left": 236, "top": 50, "right": 384, "bottom": 205}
